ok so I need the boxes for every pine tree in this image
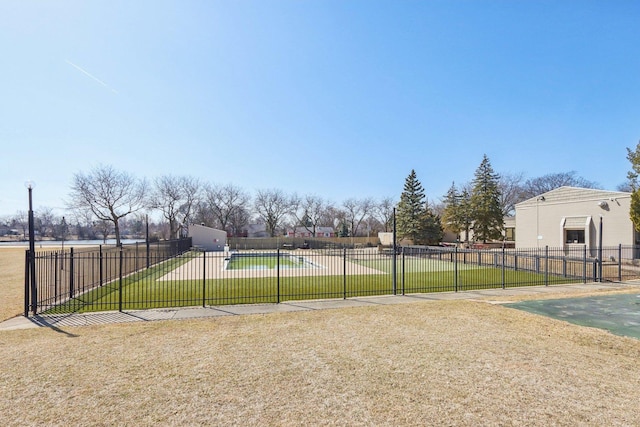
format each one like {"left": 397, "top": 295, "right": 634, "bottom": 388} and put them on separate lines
{"left": 626, "top": 141, "right": 640, "bottom": 231}
{"left": 442, "top": 182, "right": 463, "bottom": 237}
{"left": 397, "top": 170, "right": 443, "bottom": 245}
{"left": 397, "top": 170, "right": 425, "bottom": 242}
{"left": 416, "top": 209, "right": 444, "bottom": 245}
{"left": 459, "top": 188, "right": 472, "bottom": 245}
{"left": 470, "top": 155, "right": 503, "bottom": 243}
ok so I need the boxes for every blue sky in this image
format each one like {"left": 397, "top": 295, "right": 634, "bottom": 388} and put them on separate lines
{"left": 1, "top": 0, "right": 639, "bottom": 218}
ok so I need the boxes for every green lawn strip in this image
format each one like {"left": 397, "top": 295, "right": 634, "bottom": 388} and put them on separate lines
{"left": 226, "top": 255, "right": 303, "bottom": 270}
{"left": 354, "top": 257, "right": 481, "bottom": 273}
{"left": 44, "top": 252, "right": 198, "bottom": 313}
{"left": 46, "top": 260, "right": 581, "bottom": 313}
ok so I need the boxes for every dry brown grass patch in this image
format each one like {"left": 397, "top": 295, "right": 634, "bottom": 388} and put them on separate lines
{"left": 0, "top": 247, "right": 26, "bottom": 321}
{"left": 2, "top": 300, "right": 640, "bottom": 426}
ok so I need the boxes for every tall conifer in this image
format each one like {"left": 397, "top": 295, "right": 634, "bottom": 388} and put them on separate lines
{"left": 397, "top": 170, "right": 443, "bottom": 244}
{"left": 470, "top": 155, "right": 503, "bottom": 243}
{"left": 626, "top": 141, "right": 640, "bottom": 231}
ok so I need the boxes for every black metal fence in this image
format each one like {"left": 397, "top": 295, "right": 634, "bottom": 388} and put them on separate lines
{"left": 24, "top": 238, "right": 192, "bottom": 316}
{"left": 25, "top": 243, "right": 640, "bottom": 316}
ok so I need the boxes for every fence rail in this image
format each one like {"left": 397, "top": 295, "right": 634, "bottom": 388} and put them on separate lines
{"left": 24, "top": 238, "right": 192, "bottom": 315}
{"left": 25, "top": 243, "right": 640, "bottom": 316}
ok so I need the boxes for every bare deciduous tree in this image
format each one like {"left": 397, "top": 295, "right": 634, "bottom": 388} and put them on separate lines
{"left": 150, "top": 175, "right": 201, "bottom": 239}
{"left": 11, "top": 211, "right": 28, "bottom": 239}
{"left": 290, "top": 194, "right": 333, "bottom": 237}
{"left": 95, "top": 219, "right": 112, "bottom": 243}
{"left": 373, "top": 197, "right": 395, "bottom": 232}
{"left": 35, "top": 207, "right": 55, "bottom": 239}
{"left": 498, "top": 172, "right": 526, "bottom": 216}
{"left": 342, "top": 197, "right": 374, "bottom": 237}
{"left": 68, "top": 165, "right": 147, "bottom": 246}
{"left": 521, "top": 171, "right": 599, "bottom": 199}
{"left": 254, "top": 189, "right": 292, "bottom": 237}
{"left": 228, "top": 206, "right": 251, "bottom": 237}
{"left": 204, "top": 183, "right": 250, "bottom": 234}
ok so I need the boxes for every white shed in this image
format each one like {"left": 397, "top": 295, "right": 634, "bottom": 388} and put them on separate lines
{"left": 188, "top": 224, "right": 227, "bottom": 251}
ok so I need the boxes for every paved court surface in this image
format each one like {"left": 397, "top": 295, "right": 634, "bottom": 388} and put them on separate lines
{"left": 507, "top": 292, "right": 640, "bottom": 339}
{"left": 2, "top": 282, "right": 639, "bottom": 331}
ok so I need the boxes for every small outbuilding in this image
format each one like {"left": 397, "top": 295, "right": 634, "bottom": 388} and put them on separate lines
{"left": 188, "top": 224, "right": 227, "bottom": 251}
{"left": 514, "top": 186, "right": 635, "bottom": 255}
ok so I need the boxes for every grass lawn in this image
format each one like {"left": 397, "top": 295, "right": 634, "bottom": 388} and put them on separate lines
{"left": 3, "top": 298, "right": 640, "bottom": 426}
{"left": 0, "top": 247, "right": 26, "bottom": 321}
{"left": 4, "top": 247, "right": 640, "bottom": 425}
{"left": 226, "top": 253, "right": 311, "bottom": 270}
{"left": 44, "top": 251, "right": 577, "bottom": 313}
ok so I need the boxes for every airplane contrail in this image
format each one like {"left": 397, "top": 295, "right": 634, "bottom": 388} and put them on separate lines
{"left": 65, "top": 60, "right": 118, "bottom": 94}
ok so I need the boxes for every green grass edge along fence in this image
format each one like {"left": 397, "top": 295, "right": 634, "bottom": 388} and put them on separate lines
{"left": 39, "top": 246, "right": 585, "bottom": 315}
{"left": 45, "top": 250, "right": 200, "bottom": 314}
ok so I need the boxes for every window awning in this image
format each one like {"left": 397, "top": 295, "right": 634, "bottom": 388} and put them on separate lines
{"left": 563, "top": 216, "right": 590, "bottom": 229}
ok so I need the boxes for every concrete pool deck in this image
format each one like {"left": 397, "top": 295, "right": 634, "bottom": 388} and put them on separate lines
{"left": 2, "top": 281, "right": 639, "bottom": 331}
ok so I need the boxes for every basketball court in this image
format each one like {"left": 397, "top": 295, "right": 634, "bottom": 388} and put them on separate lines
{"left": 507, "top": 292, "right": 640, "bottom": 339}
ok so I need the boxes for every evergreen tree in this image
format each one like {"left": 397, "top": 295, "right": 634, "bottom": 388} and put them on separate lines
{"left": 416, "top": 209, "right": 444, "bottom": 245}
{"left": 626, "top": 141, "right": 640, "bottom": 231}
{"left": 470, "top": 155, "right": 503, "bottom": 243}
{"left": 442, "top": 182, "right": 463, "bottom": 237}
{"left": 459, "top": 188, "right": 472, "bottom": 245}
{"left": 397, "top": 170, "right": 443, "bottom": 245}
{"left": 397, "top": 170, "right": 425, "bottom": 242}
{"left": 338, "top": 222, "right": 350, "bottom": 237}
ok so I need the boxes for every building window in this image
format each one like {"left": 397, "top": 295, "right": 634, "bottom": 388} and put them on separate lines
{"left": 565, "top": 229, "right": 585, "bottom": 244}
{"left": 504, "top": 227, "right": 515, "bottom": 241}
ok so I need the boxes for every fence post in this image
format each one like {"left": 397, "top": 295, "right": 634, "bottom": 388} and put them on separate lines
{"left": 343, "top": 248, "right": 347, "bottom": 299}
{"left": 544, "top": 246, "right": 549, "bottom": 286}
{"left": 69, "top": 247, "right": 75, "bottom": 298}
{"left": 392, "top": 246, "right": 397, "bottom": 296}
{"left": 118, "top": 248, "right": 123, "bottom": 312}
{"left": 501, "top": 246, "right": 505, "bottom": 289}
{"left": 54, "top": 252, "right": 58, "bottom": 301}
{"left": 277, "top": 249, "right": 281, "bottom": 303}
{"left": 99, "top": 245, "right": 104, "bottom": 286}
{"left": 583, "top": 245, "right": 587, "bottom": 283}
{"left": 618, "top": 244, "right": 622, "bottom": 282}
{"left": 454, "top": 246, "right": 458, "bottom": 293}
{"left": 401, "top": 251, "right": 405, "bottom": 296}
{"left": 202, "top": 251, "right": 206, "bottom": 307}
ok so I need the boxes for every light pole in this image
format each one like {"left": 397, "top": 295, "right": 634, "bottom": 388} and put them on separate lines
{"left": 25, "top": 181, "right": 37, "bottom": 315}
{"left": 392, "top": 207, "right": 397, "bottom": 295}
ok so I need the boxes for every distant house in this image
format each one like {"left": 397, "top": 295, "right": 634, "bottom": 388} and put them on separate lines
{"left": 246, "top": 223, "right": 269, "bottom": 238}
{"left": 514, "top": 186, "right": 634, "bottom": 254}
{"left": 188, "top": 224, "right": 227, "bottom": 251}
{"left": 286, "top": 226, "right": 336, "bottom": 238}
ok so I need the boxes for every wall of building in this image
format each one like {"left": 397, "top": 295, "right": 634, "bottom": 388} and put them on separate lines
{"left": 515, "top": 187, "right": 633, "bottom": 252}
{"left": 188, "top": 224, "right": 227, "bottom": 251}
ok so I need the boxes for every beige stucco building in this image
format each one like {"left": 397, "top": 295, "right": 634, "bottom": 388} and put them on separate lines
{"left": 514, "top": 187, "right": 635, "bottom": 254}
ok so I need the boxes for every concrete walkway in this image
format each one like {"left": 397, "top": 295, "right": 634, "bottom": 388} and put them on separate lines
{"left": 2, "top": 282, "right": 639, "bottom": 331}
